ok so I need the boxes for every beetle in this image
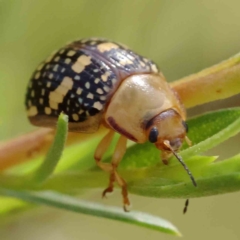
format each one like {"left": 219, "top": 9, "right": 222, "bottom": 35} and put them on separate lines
{"left": 25, "top": 38, "right": 196, "bottom": 211}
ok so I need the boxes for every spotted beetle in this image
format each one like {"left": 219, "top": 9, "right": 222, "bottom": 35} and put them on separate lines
{"left": 25, "top": 38, "right": 195, "bottom": 211}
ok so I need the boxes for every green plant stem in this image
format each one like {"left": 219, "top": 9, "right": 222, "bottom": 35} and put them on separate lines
{"left": 171, "top": 53, "right": 240, "bottom": 108}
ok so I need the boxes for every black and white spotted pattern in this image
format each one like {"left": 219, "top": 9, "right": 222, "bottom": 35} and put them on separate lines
{"left": 25, "top": 38, "right": 160, "bottom": 126}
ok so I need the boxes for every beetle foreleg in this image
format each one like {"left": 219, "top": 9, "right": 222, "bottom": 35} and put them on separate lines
{"left": 114, "top": 170, "right": 130, "bottom": 211}
{"left": 94, "top": 130, "right": 116, "bottom": 195}
{"left": 94, "top": 130, "right": 115, "bottom": 172}
{"left": 111, "top": 135, "right": 130, "bottom": 211}
{"left": 94, "top": 131, "right": 130, "bottom": 211}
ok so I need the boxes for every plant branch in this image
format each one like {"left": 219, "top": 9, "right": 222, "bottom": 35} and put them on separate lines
{"left": 0, "top": 127, "right": 106, "bottom": 172}
{"left": 172, "top": 52, "right": 240, "bottom": 108}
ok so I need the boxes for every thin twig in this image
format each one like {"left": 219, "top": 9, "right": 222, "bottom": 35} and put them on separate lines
{"left": 172, "top": 53, "right": 240, "bottom": 108}
{"left": 0, "top": 127, "right": 105, "bottom": 171}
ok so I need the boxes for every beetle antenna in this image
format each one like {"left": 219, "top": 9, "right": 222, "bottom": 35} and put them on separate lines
{"left": 183, "top": 199, "right": 189, "bottom": 214}
{"left": 163, "top": 140, "right": 197, "bottom": 187}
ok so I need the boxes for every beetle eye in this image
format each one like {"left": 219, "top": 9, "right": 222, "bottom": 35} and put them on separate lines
{"left": 182, "top": 121, "right": 188, "bottom": 133}
{"left": 149, "top": 127, "right": 159, "bottom": 143}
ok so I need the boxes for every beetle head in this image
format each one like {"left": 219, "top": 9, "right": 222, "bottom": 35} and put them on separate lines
{"left": 146, "top": 109, "right": 188, "bottom": 151}
{"left": 146, "top": 109, "right": 196, "bottom": 187}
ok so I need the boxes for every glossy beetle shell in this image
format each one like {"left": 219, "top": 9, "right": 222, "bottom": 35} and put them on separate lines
{"left": 25, "top": 38, "right": 195, "bottom": 209}
{"left": 25, "top": 38, "right": 159, "bottom": 132}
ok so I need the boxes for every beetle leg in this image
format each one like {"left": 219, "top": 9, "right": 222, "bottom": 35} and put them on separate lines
{"left": 94, "top": 131, "right": 130, "bottom": 210}
{"left": 94, "top": 130, "right": 115, "bottom": 172}
{"left": 110, "top": 135, "right": 130, "bottom": 211}
{"left": 102, "top": 171, "right": 116, "bottom": 197}
{"left": 94, "top": 130, "right": 116, "bottom": 195}
{"left": 114, "top": 171, "right": 130, "bottom": 211}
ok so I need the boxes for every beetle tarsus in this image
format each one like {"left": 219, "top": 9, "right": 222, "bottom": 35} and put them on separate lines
{"left": 94, "top": 131, "right": 130, "bottom": 209}
{"left": 162, "top": 159, "right": 169, "bottom": 165}
{"left": 102, "top": 172, "right": 115, "bottom": 198}
{"left": 123, "top": 204, "right": 131, "bottom": 212}
{"left": 114, "top": 170, "right": 131, "bottom": 211}
{"left": 122, "top": 185, "right": 131, "bottom": 212}
{"left": 102, "top": 187, "right": 113, "bottom": 198}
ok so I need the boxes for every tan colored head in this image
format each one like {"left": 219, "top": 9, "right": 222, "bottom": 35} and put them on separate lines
{"left": 146, "top": 109, "right": 187, "bottom": 150}
{"left": 145, "top": 109, "right": 196, "bottom": 187}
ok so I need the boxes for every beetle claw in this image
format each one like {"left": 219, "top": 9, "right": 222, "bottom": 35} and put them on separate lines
{"left": 162, "top": 159, "right": 169, "bottom": 165}
{"left": 123, "top": 203, "right": 131, "bottom": 212}
{"left": 102, "top": 186, "right": 114, "bottom": 198}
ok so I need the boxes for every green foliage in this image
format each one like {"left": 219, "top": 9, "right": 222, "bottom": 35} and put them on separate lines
{"left": 0, "top": 188, "right": 181, "bottom": 236}
{"left": 1, "top": 108, "right": 240, "bottom": 235}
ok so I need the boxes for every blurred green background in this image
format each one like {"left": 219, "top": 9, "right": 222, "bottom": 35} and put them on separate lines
{"left": 1, "top": 0, "right": 240, "bottom": 239}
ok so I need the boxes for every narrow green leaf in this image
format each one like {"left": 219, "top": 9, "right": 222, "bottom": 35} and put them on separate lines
{"left": 129, "top": 171, "right": 240, "bottom": 198}
{"left": 129, "top": 172, "right": 240, "bottom": 198}
{"left": 119, "top": 108, "right": 240, "bottom": 169}
{"left": 32, "top": 113, "right": 68, "bottom": 183}
{"left": 181, "top": 108, "right": 240, "bottom": 159}
{"left": 0, "top": 188, "right": 181, "bottom": 236}
{"left": 127, "top": 153, "right": 240, "bottom": 198}
{"left": 202, "top": 153, "right": 240, "bottom": 177}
